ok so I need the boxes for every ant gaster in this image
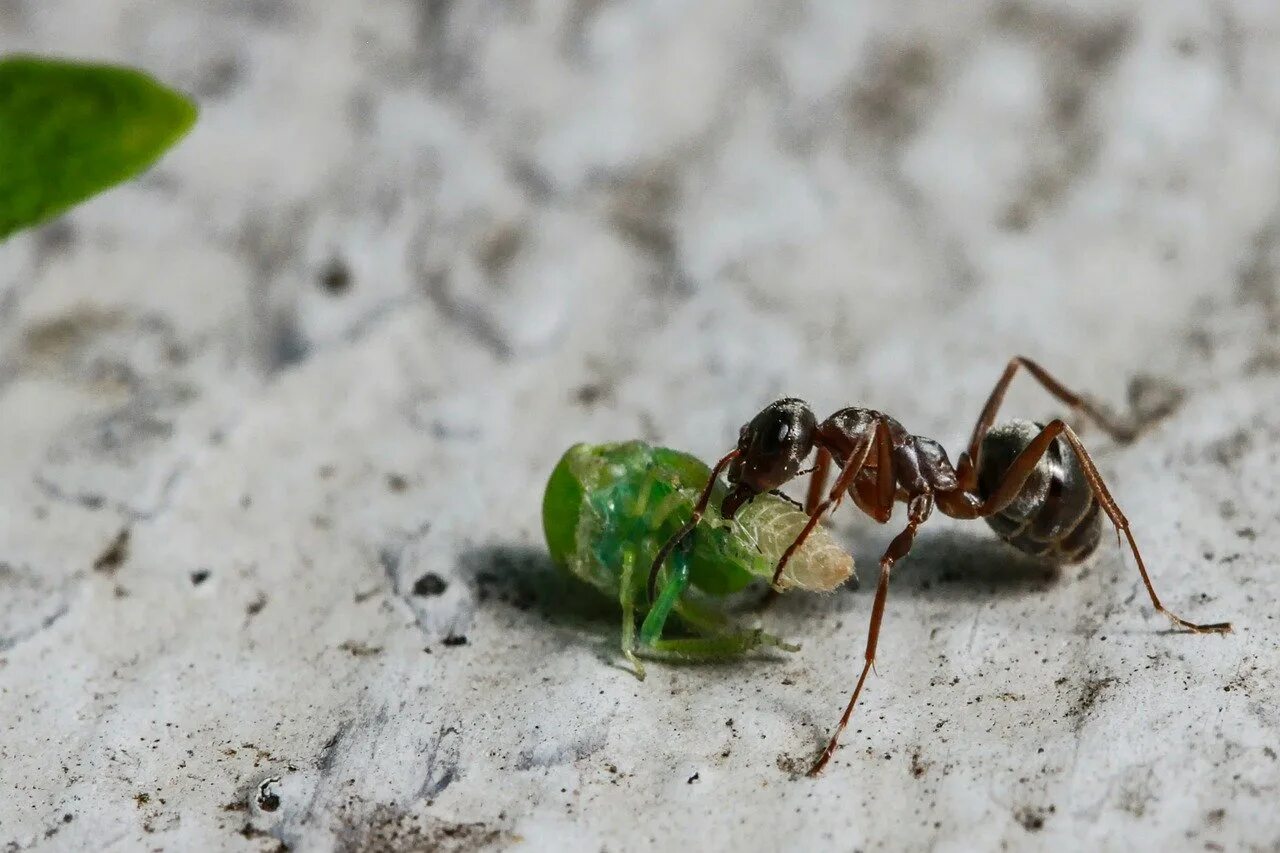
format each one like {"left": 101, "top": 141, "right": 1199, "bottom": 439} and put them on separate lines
{"left": 648, "top": 357, "right": 1231, "bottom": 777}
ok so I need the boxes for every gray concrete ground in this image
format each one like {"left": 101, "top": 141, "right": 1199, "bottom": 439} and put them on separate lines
{"left": 1, "top": 1, "right": 1278, "bottom": 851}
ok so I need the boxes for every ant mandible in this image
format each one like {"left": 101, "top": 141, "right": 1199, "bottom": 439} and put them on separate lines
{"left": 648, "top": 356, "right": 1232, "bottom": 777}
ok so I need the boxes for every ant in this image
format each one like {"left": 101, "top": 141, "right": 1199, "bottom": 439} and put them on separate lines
{"left": 649, "top": 356, "right": 1232, "bottom": 777}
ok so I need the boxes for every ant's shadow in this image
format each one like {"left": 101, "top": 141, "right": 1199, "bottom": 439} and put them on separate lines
{"left": 455, "top": 543, "right": 618, "bottom": 632}
{"left": 456, "top": 543, "right": 798, "bottom": 671}
{"left": 862, "top": 526, "right": 1063, "bottom": 602}
{"left": 458, "top": 527, "right": 1062, "bottom": 642}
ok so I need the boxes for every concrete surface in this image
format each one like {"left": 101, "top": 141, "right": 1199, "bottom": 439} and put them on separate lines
{"left": 1, "top": 1, "right": 1278, "bottom": 850}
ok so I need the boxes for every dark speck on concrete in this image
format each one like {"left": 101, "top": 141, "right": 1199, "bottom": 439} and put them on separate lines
{"left": 318, "top": 257, "right": 352, "bottom": 295}
{"left": 575, "top": 383, "right": 609, "bottom": 406}
{"left": 442, "top": 634, "right": 467, "bottom": 647}
{"left": 1014, "top": 804, "right": 1055, "bottom": 832}
{"left": 256, "top": 778, "right": 281, "bottom": 812}
{"left": 93, "top": 528, "right": 130, "bottom": 574}
{"left": 338, "top": 640, "right": 383, "bottom": 657}
{"left": 413, "top": 573, "right": 448, "bottom": 596}
{"left": 191, "top": 569, "right": 211, "bottom": 586}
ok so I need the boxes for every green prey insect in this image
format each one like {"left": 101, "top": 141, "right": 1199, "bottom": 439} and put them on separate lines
{"left": 542, "top": 441, "right": 855, "bottom": 678}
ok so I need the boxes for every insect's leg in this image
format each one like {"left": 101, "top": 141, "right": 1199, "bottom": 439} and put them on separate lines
{"left": 770, "top": 423, "right": 882, "bottom": 589}
{"left": 808, "top": 496, "right": 932, "bottom": 777}
{"left": 648, "top": 449, "right": 739, "bottom": 602}
{"left": 957, "top": 356, "right": 1136, "bottom": 489}
{"left": 672, "top": 596, "right": 800, "bottom": 653}
{"left": 640, "top": 553, "right": 691, "bottom": 646}
{"left": 1051, "top": 423, "right": 1231, "bottom": 634}
{"left": 639, "top": 553, "right": 798, "bottom": 656}
{"left": 959, "top": 419, "right": 1231, "bottom": 633}
{"left": 618, "top": 547, "right": 646, "bottom": 681}
{"left": 805, "top": 447, "right": 833, "bottom": 515}
{"left": 638, "top": 630, "right": 794, "bottom": 662}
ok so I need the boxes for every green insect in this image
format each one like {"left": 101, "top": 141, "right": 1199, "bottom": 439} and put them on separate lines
{"left": 541, "top": 441, "right": 855, "bottom": 679}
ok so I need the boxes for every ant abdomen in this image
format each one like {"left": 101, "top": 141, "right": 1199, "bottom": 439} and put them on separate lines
{"left": 977, "top": 419, "right": 1102, "bottom": 564}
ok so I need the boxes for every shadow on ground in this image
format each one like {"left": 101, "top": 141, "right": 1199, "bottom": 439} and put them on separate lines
{"left": 456, "top": 543, "right": 616, "bottom": 627}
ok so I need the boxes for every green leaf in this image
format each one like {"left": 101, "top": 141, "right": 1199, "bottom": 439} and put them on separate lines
{"left": 0, "top": 55, "right": 198, "bottom": 240}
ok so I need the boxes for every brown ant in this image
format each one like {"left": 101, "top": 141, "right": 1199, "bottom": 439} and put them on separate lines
{"left": 648, "top": 357, "right": 1231, "bottom": 777}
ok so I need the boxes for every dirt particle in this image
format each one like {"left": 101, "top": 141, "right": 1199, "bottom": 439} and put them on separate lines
{"left": 910, "top": 752, "right": 928, "bottom": 778}
{"left": 238, "top": 822, "right": 270, "bottom": 840}
{"left": 575, "top": 383, "right": 608, "bottom": 406}
{"left": 1208, "top": 429, "right": 1252, "bottom": 466}
{"left": 1207, "top": 807, "right": 1226, "bottom": 825}
{"left": 1075, "top": 676, "right": 1118, "bottom": 717}
{"left": 256, "top": 778, "right": 281, "bottom": 812}
{"left": 442, "top": 634, "right": 468, "bottom": 647}
{"left": 93, "top": 528, "right": 131, "bottom": 574}
{"left": 338, "top": 640, "right": 383, "bottom": 657}
{"left": 246, "top": 593, "right": 268, "bottom": 617}
{"left": 191, "top": 569, "right": 211, "bottom": 586}
{"left": 222, "top": 801, "right": 248, "bottom": 812}
{"left": 413, "top": 573, "right": 448, "bottom": 596}
{"left": 776, "top": 753, "right": 810, "bottom": 778}
{"left": 339, "top": 801, "right": 508, "bottom": 852}
{"left": 386, "top": 473, "right": 409, "bottom": 493}
{"left": 134, "top": 792, "right": 150, "bottom": 808}
{"left": 318, "top": 257, "right": 352, "bottom": 295}
{"left": 1014, "top": 805, "right": 1053, "bottom": 832}
{"left": 686, "top": 772, "right": 700, "bottom": 784}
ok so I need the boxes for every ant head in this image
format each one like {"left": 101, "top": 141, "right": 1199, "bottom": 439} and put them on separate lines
{"left": 722, "top": 398, "right": 816, "bottom": 518}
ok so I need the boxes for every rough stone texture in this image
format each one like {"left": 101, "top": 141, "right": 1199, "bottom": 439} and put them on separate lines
{"left": 2, "top": 2, "right": 1278, "bottom": 851}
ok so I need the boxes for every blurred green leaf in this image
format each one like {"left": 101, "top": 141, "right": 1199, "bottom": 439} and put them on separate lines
{"left": 0, "top": 55, "right": 198, "bottom": 240}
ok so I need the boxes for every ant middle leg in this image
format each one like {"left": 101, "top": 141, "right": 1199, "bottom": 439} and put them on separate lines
{"left": 958, "top": 356, "right": 1138, "bottom": 489}
{"left": 808, "top": 495, "right": 933, "bottom": 776}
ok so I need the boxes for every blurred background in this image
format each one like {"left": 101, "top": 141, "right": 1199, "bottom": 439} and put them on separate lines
{"left": 2, "top": 2, "right": 1278, "bottom": 851}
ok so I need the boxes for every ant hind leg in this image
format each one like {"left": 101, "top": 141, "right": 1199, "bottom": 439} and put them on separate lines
{"left": 965, "top": 419, "right": 1231, "bottom": 634}
{"left": 958, "top": 356, "right": 1138, "bottom": 489}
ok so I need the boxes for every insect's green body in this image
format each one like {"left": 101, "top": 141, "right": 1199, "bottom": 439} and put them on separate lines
{"left": 542, "top": 441, "right": 855, "bottom": 678}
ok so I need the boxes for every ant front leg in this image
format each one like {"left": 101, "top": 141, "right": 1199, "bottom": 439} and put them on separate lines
{"left": 808, "top": 494, "right": 933, "bottom": 776}
{"left": 769, "top": 426, "right": 884, "bottom": 589}
{"left": 967, "top": 419, "right": 1231, "bottom": 634}
{"left": 805, "top": 447, "right": 833, "bottom": 515}
{"left": 958, "top": 356, "right": 1137, "bottom": 490}
{"left": 756, "top": 448, "right": 835, "bottom": 611}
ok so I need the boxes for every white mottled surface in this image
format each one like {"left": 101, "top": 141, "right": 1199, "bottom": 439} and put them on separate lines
{"left": 2, "top": 2, "right": 1279, "bottom": 851}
